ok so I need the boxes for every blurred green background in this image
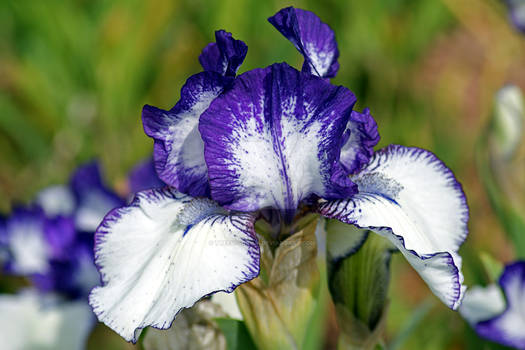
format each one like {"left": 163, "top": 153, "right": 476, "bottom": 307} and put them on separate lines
{"left": 1, "top": 0, "right": 524, "bottom": 349}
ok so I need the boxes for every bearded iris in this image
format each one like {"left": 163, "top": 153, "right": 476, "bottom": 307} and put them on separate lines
{"left": 89, "top": 7, "right": 469, "bottom": 342}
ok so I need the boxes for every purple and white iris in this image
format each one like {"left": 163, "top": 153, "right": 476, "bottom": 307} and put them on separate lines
{"left": 0, "top": 162, "right": 123, "bottom": 299}
{"left": 89, "top": 7, "right": 469, "bottom": 342}
{"left": 460, "top": 261, "right": 525, "bottom": 349}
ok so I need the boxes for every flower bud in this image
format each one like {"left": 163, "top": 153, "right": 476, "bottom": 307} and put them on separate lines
{"left": 236, "top": 216, "right": 321, "bottom": 350}
{"left": 478, "top": 84, "right": 525, "bottom": 256}
{"left": 326, "top": 219, "right": 393, "bottom": 349}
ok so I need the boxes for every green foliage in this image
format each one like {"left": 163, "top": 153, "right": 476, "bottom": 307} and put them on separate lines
{"left": 215, "top": 318, "right": 257, "bottom": 350}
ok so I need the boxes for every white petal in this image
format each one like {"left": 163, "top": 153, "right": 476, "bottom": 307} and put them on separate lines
{"left": 0, "top": 291, "right": 93, "bottom": 350}
{"left": 319, "top": 145, "right": 469, "bottom": 309}
{"left": 211, "top": 291, "right": 243, "bottom": 320}
{"left": 6, "top": 210, "right": 50, "bottom": 275}
{"left": 459, "top": 284, "right": 506, "bottom": 325}
{"left": 325, "top": 219, "right": 368, "bottom": 262}
{"left": 89, "top": 188, "right": 259, "bottom": 342}
{"left": 36, "top": 186, "right": 76, "bottom": 217}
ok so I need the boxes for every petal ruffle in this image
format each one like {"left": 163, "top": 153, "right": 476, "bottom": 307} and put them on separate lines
{"left": 319, "top": 145, "right": 469, "bottom": 309}
{"left": 142, "top": 72, "right": 231, "bottom": 197}
{"left": 89, "top": 188, "right": 259, "bottom": 343}
{"left": 268, "top": 7, "right": 339, "bottom": 78}
{"left": 199, "top": 30, "right": 248, "bottom": 77}
{"left": 340, "top": 108, "right": 380, "bottom": 174}
{"left": 71, "top": 162, "right": 124, "bottom": 233}
{"left": 199, "top": 63, "right": 357, "bottom": 217}
{"left": 476, "top": 262, "right": 525, "bottom": 349}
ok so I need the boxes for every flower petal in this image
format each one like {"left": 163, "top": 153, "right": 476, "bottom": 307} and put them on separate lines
{"left": 200, "top": 63, "right": 357, "bottom": 217}
{"left": 36, "top": 185, "right": 76, "bottom": 217}
{"left": 459, "top": 284, "right": 506, "bottom": 326}
{"left": 340, "top": 108, "right": 380, "bottom": 174}
{"left": 325, "top": 219, "right": 369, "bottom": 263}
{"left": 318, "top": 145, "right": 469, "bottom": 309}
{"left": 142, "top": 72, "right": 231, "bottom": 197}
{"left": 89, "top": 188, "right": 259, "bottom": 343}
{"left": 476, "top": 262, "right": 525, "bottom": 349}
{"left": 0, "top": 290, "right": 94, "bottom": 350}
{"left": 199, "top": 30, "right": 248, "bottom": 77}
{"left": 70, "top": 162, "right": 124, "bottom": 233}
{"left": 128, "top": 157, "right": 165, "bottom": 193}
{"left": 268, "top": 7, "right": 339, "bottom": 78}
{"left": 3, "top": 207, "right": 50, "bottom": 275}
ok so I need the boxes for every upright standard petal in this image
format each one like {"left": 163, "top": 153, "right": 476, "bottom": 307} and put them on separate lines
{"left": 200, "top": 63, "right": 357, "bottom": 217}
{"left": 476, "top": 262, "right": 525, "bottom": 349}
{"left": 199, "top": 30, "right": 248, "bottom": 77}
{"left": 340, "top": 108, "right": 380, "bottom": 174}
{"left": 71, "top": 162, "right": 124, "bottom": 233}
{"left": 268, "top": 7, "right": 339, "bottom": 78}
{"left": 142, "top": 72, "right": 231, "bottom": 197}
{"left": 89, "top": 188, "right": 259, "bottom": 343}
{"left": 319, "top": 145, "right": 469, "bottom": 309}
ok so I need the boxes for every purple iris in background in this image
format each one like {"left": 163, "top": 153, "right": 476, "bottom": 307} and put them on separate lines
{"left": 506, "top": 0, "right": 525, "bottom": 33}
{"left": 0, "top": 162, "right": 123, "bottom": 299}
{"left": 89, "top": 7, "right": 469, "bottom": 343}
{"left": 460, "top": 261, "right": 525, "bottom": 349}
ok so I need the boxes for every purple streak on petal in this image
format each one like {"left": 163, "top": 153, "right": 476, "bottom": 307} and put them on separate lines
{"left": 199, "top": 30, "right": 248, "bottom": 77}
{"left": 268, "top": 7, "right": 339, "bottom": 78}
{"left": 128, "top": 157, "right": 165, "bottom": 193}
{"left": 475, "top": 261, "right": 525, "bottom": 349}
{"left": 340, "top": 108, "right": 380, "bottom": 174}
{"left": 200, "top": 63, "right": 357, "bottom": 217}
{"left": 70, "top": 161, "right": 124, "bottom": 233}
{"left": 142, "top": 72, "right": 231, "bottom": 197}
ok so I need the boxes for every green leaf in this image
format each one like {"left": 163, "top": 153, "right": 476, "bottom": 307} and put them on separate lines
{"left": 215, "top": 318, "right": 257, "bottom": 350}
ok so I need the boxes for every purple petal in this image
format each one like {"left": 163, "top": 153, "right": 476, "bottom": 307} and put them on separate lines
{"left": 142, "top": 72, "right": 231, "bottom": 197}
{"left": 340, "top": 108, "right": 380, "bottom": 174}
{"left": 70, "top": 162, "right": 124, "bottom": 233}
{"left": 43, "top": 216, "right": 76, "bottom": 261}
{"left": 199, "top": 30, "right": 248, "bottom": 77}
{"left": 199, "top": 63, "right": 357, "bottom": 217}
{"left": 128, "top": 157, "right": 165, "bottom": 193}
{"left": 268, "top": 7, "right": 339, "bottom": 78}
{"left": 476, "top": 261, "right": 525, "bottom": 349}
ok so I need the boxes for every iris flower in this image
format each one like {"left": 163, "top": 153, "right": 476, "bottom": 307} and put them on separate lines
{"left": 0, "top": 162, "right": 122, "bottom": 297}
{"left": 0, "top": 162, "right": 125, "bottom": 350}
{"left": 89, "top": 7, "right": 469, "bottom": 342}
{"left": 460, "top": 261, "right": 525, "bottom": 349}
